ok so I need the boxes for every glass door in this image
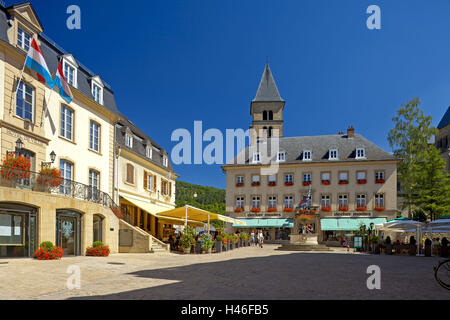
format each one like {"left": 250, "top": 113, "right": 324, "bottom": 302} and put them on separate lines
{"left": 56, "top": 210, "right": 80, "bottom": 256}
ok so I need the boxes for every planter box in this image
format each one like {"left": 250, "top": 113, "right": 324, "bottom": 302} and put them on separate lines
{"left": 183, "top": 247, "right": 190, "bottom": 254}
{"left": 215, "top": 241, "right": 222, "bottom": 253}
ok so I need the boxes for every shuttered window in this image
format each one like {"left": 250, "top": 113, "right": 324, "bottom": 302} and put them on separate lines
{"left": 126, "top": 164, "right": 134, "bottom": 184}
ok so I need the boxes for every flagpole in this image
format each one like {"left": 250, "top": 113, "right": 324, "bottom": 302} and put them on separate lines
{"left": 41, "top": 88, "right": 54, "bottom": 127}
{"left": 11, "top": 57, "right": 27, "bottom": 115}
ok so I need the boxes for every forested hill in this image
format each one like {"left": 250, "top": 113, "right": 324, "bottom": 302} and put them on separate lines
{"left": 175, "top": 180, "right": 226, "bottom": 215}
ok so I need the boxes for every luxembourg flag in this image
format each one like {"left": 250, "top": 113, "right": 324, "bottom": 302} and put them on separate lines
{"left": 54, "top": 59, "right": 73, "bottom": 103}
{"left": 24, "top": 38, "right": 54, "bottom": 88}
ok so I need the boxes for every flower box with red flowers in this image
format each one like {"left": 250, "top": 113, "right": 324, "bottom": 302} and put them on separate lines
{"left": 284, "top": 181, "right": 294, "bottom": 186}
{"left": 338, "top": 180, "right": 349, "bottom": 185}
{"left": 234, "top": 207, "right": 243, "bottom": 213}
{"left": 375, "top": 179, "right": 385, "bottom": 184}
{"left": 321, "top": 206, "right": 332, "bottom": 212}
{"left": 339, "top": 206, "right": 349, "bottom": 212}
{"left": 33, "top": 241, "right": 63, "bottom": 260}
{"left": 267, "top": 207, "right": 277, "bottom": 212}
{"left": 37, "top": 167, "right": 62, "bottom": 188}
{"left": 1, "top": 154, "right": 31, "bottom": 181}
{"left": 374, "top": 206, "right": 385, "bottom": 212}
{"left": 321, "top": 180, "right": 330, "bottom": 185}
{"left": 357, "top": 179, "right": 367, "bottom": 184}
{"left": 268, "top": 182, "right": 276, "bottom": 187}
{"left": 283, "top": 207, "right": 294, "bottom": 212}
{"left": 236, "top": 182, "right": 244, "bottom": 187}
{"left": 251, "top": 182, "right": 260, "bottom": 187}
{"left": 356, "top": 206, "right": 367, "bottom": 212}
{"left": 302, "top": 181, "right": 311, "bottom": 186}
{"left": 86, "top": 242, "right": 110, "bottom": 257}
{"left": 251, "top": 207, "right": 261, "bottom": 213}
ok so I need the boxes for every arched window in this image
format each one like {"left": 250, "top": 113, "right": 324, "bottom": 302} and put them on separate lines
{"left": 269, "top": 111, "right": 273, "bottom": 120}
{"left": 263, "top": 110, "right": 268, "bottom": 120}
{"left": 93, "top": 214, "right": 103, "bottom": 243}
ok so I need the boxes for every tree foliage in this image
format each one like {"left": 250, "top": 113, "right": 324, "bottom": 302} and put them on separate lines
{"left": 175, "top": 180, "right": 226, "bottom": 215}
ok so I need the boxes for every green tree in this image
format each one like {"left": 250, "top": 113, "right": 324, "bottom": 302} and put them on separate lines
{"left": 387, "top": 97, "right": 436, "bottom": 217}
{"left": 412, "top": 145, "right": 450, "bottom": 220}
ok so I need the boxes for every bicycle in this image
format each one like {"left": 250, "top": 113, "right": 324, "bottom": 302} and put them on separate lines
{"left": 434, "top": 259, "right": 450, "bottom": 290}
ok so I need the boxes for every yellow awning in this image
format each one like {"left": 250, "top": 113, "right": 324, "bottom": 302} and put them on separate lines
{"left": 120, "top": 196, "right": 203, "bottom": 227}
{"left": 157, "top": 205, "right": 247, "bottom": 226}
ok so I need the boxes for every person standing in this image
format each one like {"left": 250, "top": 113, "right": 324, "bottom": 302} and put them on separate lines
{"left": 258, "top": 230, "right": 264, "bottom": 248}
{"left": 251, "top": 231, "right": 255, "bottom": 246}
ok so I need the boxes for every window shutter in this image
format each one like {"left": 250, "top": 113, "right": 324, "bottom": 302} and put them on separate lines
{"left": 168, "top": 181, "right": 172, "bottom": 196}
{"left": 153, "top": 175, "right": 157, "bottom": 191}
{"left": 144, "top": 171, "right": 147, "bottom": 189}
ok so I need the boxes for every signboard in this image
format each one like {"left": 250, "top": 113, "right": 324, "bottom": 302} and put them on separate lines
{"left": 119, "top": 229, "right": 133, "bottom": 246}
{"left": 353, "top": 236, "right": 362, "bottom": 248}
{"left": 332, "top": 212, "right": 373, "bottom": 217}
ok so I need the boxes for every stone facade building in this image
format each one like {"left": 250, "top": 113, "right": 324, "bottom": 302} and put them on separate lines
{"left": 223, "top": 64, "right": 399, "bottom": 244}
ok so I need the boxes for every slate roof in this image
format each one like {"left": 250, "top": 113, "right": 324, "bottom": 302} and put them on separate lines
{"left": 437, "top": 106, "right": 450, "bottom": 130}
{"left": 115, "top": 114, "right": 175, "bottom": 174}
{"left": 224, "top": 134, "right": 398, "bottom": 167}
{"left": 253, "top": 63, "right": 284, "bottom": 102}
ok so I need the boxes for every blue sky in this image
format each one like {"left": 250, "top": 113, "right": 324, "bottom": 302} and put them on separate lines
{"left": 21, "top": 0, "right": 450, "bottom": 189}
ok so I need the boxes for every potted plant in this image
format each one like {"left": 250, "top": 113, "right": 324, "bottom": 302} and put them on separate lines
{"left": 200, "top": 233, "right": 214, "bottom": 254}
{"left": 267, "top": 207, "right": 277, "bottom": 212}
{"left": 1, "top": 153, "right": 31, "bottom": 181}
{"left": 356, "top": 206, "right": 367, "bottom": 212}
{"left": 321, "top": 180, "right": 330, "bottom": 185}
{"left": 321, "top": 206, "right": 331, "bottom": 212}
{"left": 37, "top": 167, "right": 62, "bottom": 189}
{"left": 284, "top": 207, "right": 294, "bottom": 212}
{"left": 339, "top": 206, "right": 349, "bottom": 212}
{"left": 234, "top": 207, "right": 243, "bottom": 213}
{"left": 302, "top": 181, "right": 310, "bottom": 186}
{"left": 33, "top": 241, "right": 63, "bottom": 260}
{"left": 385, "top": 236, "right": 392, "bottom": 255}
{"left": 284, "top": 181, "right": 293, "bottom": 186}
{"left": 180, "top": 226, "right": 195, "bottom": 254}
{"left": 215, "top": 235, "right": 223, "bottom": 253}
{"left": 86, "top": 241, "right": 110, "bottom": 257}
{"left": 357, "top": 179, "right": 367, "bottom": 184}
{"left": 338, "top": 180, "right": 348, "bottom": 185}
{"left": 251, "top": 207, "right": 261, "bottom": 213}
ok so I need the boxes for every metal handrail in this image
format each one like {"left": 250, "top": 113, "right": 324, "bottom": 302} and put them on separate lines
{"left": 0, "top": 165, "right": 121, "bottom": 218}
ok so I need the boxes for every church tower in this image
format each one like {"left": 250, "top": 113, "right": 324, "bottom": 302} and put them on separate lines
{"left": 250, "top": 63, "right": 285, "bottom": 145}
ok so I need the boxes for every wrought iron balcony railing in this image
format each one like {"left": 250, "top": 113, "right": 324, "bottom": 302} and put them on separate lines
{"left": 0, "top": 165, "right": 122, "bottom": 219}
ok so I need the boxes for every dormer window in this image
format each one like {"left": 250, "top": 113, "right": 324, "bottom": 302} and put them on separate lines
{"left": 277, "top": 151, "right": 286, "bottom": 162}
{"left": 163, "top": 156, "right": 168, "bottom": 167}
{"left": 125, "top": 133, "right": 133, "bottom": 148}
{"left": 17, "top": 27, "right": 31, "bottom": 51}
{"left": 146, "top": 146, "right": 152, "bottom": 159}
{"left": 252, "top": 152, "right": 261, "bottom": 163}
{"left": 303, "top": 150, "right": 312, "bottom": 161}
{"left": 329, "top": 149, "right": 338, "bottom": 160}
{"left": 356, "top": 148, "right": 366, "bottom": 159}
{"left": 92, "top": 83, "right": 103, "bottom": 104}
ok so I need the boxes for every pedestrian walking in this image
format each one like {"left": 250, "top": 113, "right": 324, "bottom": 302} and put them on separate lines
{"left": 258, "top": 231, "right": 264, "bottom": 248}
{"left": 251, "top": 231, "right": 255, "bottom": 246}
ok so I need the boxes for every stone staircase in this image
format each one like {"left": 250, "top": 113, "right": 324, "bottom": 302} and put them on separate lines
{"left": 149, "top": 234, "right": 170, "bottom": 253}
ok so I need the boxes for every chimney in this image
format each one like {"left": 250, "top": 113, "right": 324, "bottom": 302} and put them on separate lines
{"left": 347, "top": 126, "right": 355, "bottom": 138}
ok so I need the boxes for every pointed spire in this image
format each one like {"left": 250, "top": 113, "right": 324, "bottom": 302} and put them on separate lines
{"left": 253, "top": 63, "right": 284, "bottom": 102}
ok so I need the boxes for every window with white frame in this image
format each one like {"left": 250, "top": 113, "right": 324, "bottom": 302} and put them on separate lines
{"left": 356, "top": 194, "right": 366, "bottom": 207}
{"left": 375, "top": 171, "right": 385, "bottom": 180}
{"left": 60, "top": 160, "right": 73, "bottom": 195}
{"left": 284, "top": 195, "right": 293, "bottom": 208}
{"left": 277, "top": 152, "right": 286, "bottom": 162}
{"left": 16, "top": 82, "right": 34, "bottom": 122}
{"left": 252, "top": 152, "right": 261, "bottom": 163}
{"left": 236, "top": 176, "right": 244, "bottom": 184}
{"left": 89, "top": 169, "right": 100, "bottom": 199}
{"left": 252, "top": 196, "right": 261, "bottom": 208}
{"left": 125, "top": 133, "right": 133, "bottom": 148}
{"left": 303, "top": 150, "right": 312, "bottom": 161}
{"left": 321, "top": 172, "right": 330, "bottom": 181}
{"left": 357, "top": 171, "right": 366, "bottom": 180}
{"left": 252, "top": 175, "right": 260, "bottom": 183}
{"left": 375, "top": 194, "right": 385, "bottom": 207}
{"left": 268, "top": 175, "right": 276, "bottom": 183}
{"left": 146, "top": 146, "right": 152, "bottom": 159}
{"left": 329, "top": 149, "right": 338, "bottom": 160}
{"left": 285, "top": 174, "right": 293, "bottom": 183}
{"left": 339, "top": 172, "right": 348, "bottom": 181}
{"left": 63, "top": 61, "right": 76, "bottom": 87}
{"left": 163, "top": 156, "right": 168, "bottom": 167}
{"left": 338, "top": 194, "right": 348, "bottom": 207}
{"left": 145, "top": 172, "right": 152, "bottom": 190}
{"left": 92, "top": 82, "right": 103, "bottom": 105}
{"left": 303, "top": 173, "right": 311, "bottom": 182}
{"left": 89, "top": 121, "right": 100, "bottom": 152}
{"left": 236, "top": 196, "right": 244, "bottom": 208}
{"left": 321, "top": 195, "right": 330, "bottom": 207}
{"left": 268, "top": 196, "right": 277, "bottom": 208}
{"left": 60, "top": 105, "right": 73, "bottom": 140}
{"left": 17, "top": 27, "right": 31, "bottom": 51}
{"left": 356, "top": 148, "right": 366, "bottom": 159}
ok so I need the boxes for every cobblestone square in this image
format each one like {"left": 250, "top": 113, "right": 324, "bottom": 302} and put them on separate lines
{"left": 0, "top": 245, "right": 448, "bottom": 300}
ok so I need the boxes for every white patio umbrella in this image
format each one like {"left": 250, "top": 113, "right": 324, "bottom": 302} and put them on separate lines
{"left": 376, "top": 218, "right": 425, "bottom": 255}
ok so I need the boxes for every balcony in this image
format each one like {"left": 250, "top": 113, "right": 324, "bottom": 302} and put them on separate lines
{"left": 0, "top": 165, "right": 121, "bottom": 218}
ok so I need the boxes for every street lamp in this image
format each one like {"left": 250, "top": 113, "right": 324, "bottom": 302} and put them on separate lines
{"left": 41, "top": 151, "right": 56, "bottom": 167}
{"left": 193, "top": 192, "right": 198, "bottom": 199}
{"left": 6, "top": 138, "right": 23, "bottom": 156}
